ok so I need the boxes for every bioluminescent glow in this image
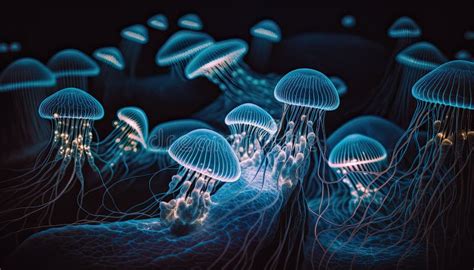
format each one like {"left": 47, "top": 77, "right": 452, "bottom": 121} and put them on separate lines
{"left": 93, "top": 47, "right": 125, "bottom": 71}
{"left": 341, "top": 15, "right": 356, "bottom": 28}
{"left": 147, "top": 14, "right": 168, "bottom": 31}
{"left": 177, "top": 13, "right": 203, "bottom": 31}
{"left": 329, "top": 76, "right": 348, "bottom": 96}
{"left": 387, "top": 16, "right": 421, "bottom": 39}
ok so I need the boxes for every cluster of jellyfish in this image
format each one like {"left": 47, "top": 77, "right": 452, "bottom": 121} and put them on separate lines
{"left": 0, "top": 11, "right": 473, "bottom": 270}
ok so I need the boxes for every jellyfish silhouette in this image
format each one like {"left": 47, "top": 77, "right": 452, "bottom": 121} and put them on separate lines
{"left": 95, "top": 106, "right": 149, "bottom": 179}
{"left": 93, "top": 47, "right": 125, "bottom": 71}
{"left": 0, "top": 87, "right": 104, "bottom": 232}
{"left": 147, "top": 14, "right": 168, "bottom": 31}
{"left": 186, "top": 39, "right": 281, "bottom": 118}
{"left": 329, "top": 76, "right": 348, "bottom": 96}
{"left": 160, "top": 129, "right": 241, "bottom": 234}
{"left": 9, "top": 41, "right": 21, "bottom": 52}
{"left": 0, "top": 58, "right": 56, "bottom": 162}
{"left": 47, "top": 49, "right": 99, "bottom": 90}
{"left": 341, "top": 15, "right": 356, "bottom": 28}
{"left": 388, "top": 16, "right": 421, "bottom": 48}
{"left": 156, "top": 30, "right": 214, "bottom": 80}
{"left": 0, "top": 42, "right": 8, "bottom": 53}
{"left": 248, "top": 19, "right": 281, "bottom": 72}
{"left": 120, "top": 24, "right": 149, "bottom": 77}
{"left": 225, "top": 103, "right": 277, "bottom": 166}
{"left": 177, "top": 13, "right": 203, "bottom": 30}
{"left": 147, "top": 119, "right": 212, "bottom": 168}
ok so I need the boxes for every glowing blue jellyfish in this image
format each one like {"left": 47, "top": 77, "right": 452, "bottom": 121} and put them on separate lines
{"left": 9, "top": 41, "right": 21, "bottom": 52}
{"left": 455, "top": 49, "right": 471, "bottom": 60}
{"left": 47, "top": 49, "right": 99, "bottom": 90}
{"left": 0, "top": 87, "right": 104, "bottom": 230}
{"left": 186, "top": 39, "right": 281, "bottom": 115}
{"left": 0, "top": 58, "right": 56, "bottom": 161}
{"left": 156, "top": 30, "right": 214, "bottom": 79}
{"left": 225, "top": 103, "right": 277, "bottom": 166}
{"left": 147, "top": 14, "right": 168, "bottom": 31}
{"left": 177, "top": 13, "right": 203, "bottom": 30}
{"left": 95, "top": 106, "right": 149, "bottom": 175}
{"left": 93, "top": 47, "right": 125, "bottom": 71}
{"left": 249, "top": 19, "right": 281, "bottom": 72}
{"left": 147, "top": 119, "right": 212, "bottom": 168}
{"left": 328, "top": 134, "right": 388, "bottom": 209}
{"left": 329, "top": 76, "right": 348, "bottom": 96}
{"left": 120, "top": 24, "right": 149, "bottom": 77}
{"left": 341, "top": 15, "right": 356, "bottom": 28}
{"left": 0, "top": 42, "right": 8, "bottom": 53}
{"left": 271, "top": 68, "right": 339, "bottom": 188}
{"left": 387, "top": 16, "right": 421, "bottom": 39}
{"left": 160, "top": 129, "right": 241, "bottom": 233}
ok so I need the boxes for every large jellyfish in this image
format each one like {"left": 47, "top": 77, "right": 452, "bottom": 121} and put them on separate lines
{"left": 177, "top": 13, "right": 203, "bottom": 31}
{"left": 248, "top": 19, "right": 281, "bottom": 72}
{"left": 225, "top": 103, "right": 277, "bottom": 166}
{"left": 47, "top": 49, "right": 99, "bottom": 90}
{"left": 119, "top": 24, "right": 149, "bottom": 77}
{"left": 156, "top": 30, "right": 214, "bottom": 80}
{"left": 0, "top": 58, "right": 56, "bottom": 163}
{"left": 159, "top": 129, "right": 241, "bottom": 234}
{"left": 0, "top": 87, "right": 104, "bottom": 231}
{"left": 147, "top": 119, "right": 213, "bottom": 168}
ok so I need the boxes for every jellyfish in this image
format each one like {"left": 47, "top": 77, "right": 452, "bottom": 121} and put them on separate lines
{"left": 119, "top": 24, "right": 149, "bottom": 77}
{"left": 0, "top": 87, "right": 104, "bottom": 230}
{"left": 455, "top": 49, "right": 471, "bottom": 60}
{"left": 248, "top": 19, "right": 281, "bottom": 72}
{"left": 147, "top": 14, "right": 168, "bottom": 31}
{"left": 341, "top": 15, "right": 356, "bottom": 28}
{"left": 93, "top": 47, "right": 125, "bottom": 71}
{"left": 464, "top": 30, "right": 474, "bottom": 40}
{"left": 47, "top": 49, "right": 100, "bottom": 90}
{"left": 177, "top": 13, "right": 203, "bottom": 31}
{"left": 0, "top": 58, "right": 56, "bottom": 163}
{"left": 186, "top": 39, "right": 281, "bottom": 118}
{"left": 0, "top": 42, "right": 8, "bottom": 53}
{"left": 147, "top": 119, "right": 213, "bottom": 168}
{"left": 387, "top": 16, "right": 421, "bottom": 49}
{"left": 94, "top": 106, "right": 149, "bottom": 178}
{"left": 225, "top": 103, "right": 277, "bottom": 167}
{"left": 159, "top": 129, "right": 241, "bottom": 234}
{"left": 9, "top": 41, "right": 21, "bottom": 52}
{"left": 156, "top": 30, "right": 214, "bottom": 80}
{"left": 329, "top": 76, "right": 348, "bottom": 96}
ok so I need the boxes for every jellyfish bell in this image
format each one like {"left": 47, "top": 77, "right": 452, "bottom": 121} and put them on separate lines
{"left": 455, "top": 49, "right": 471, "bottom": 60}
{"left": 0, "top": 58, "right": 56, "bottom": 162}
{"left": 395, "top": 42, "right": 448, "bottom": 71}
{"left": 329, "top": 76, "right": 348, "bottom": 96}
{"left": 119, "top": 24, "right": 149, "bottom": 77}
{"left": 177, "top": 13, "right": 203, "bottom": 31}
{"left": 249, "top": 19, "right": 281, "bottom": 72}
{"left": 341, "top": 15, "right": 356, "bottom": 28}
{"left": 147, "top": 14, "right": 168, "bottom": 31}
{"left": 160, "top": 129, "right": 241, "bottom": 234}
{"left": 47, "top": 49, "right": 99, "bottom": 90}
{"left": 0, "top": 42, "right": 8, "bottom": 53}
{"left": 93, "top": 47, "right": 125, "bottom": 71}
{"left": 225, "top": 103, "right": 277, "bottom": 166}
{"left": 156, "top": 30, "right": 214, "bottom": 79}
{"left": 9, "top": 41, "right": 21, "bottom": 52}
{"left": 120, "top": 24, "right": 149, "bottom": 44}
{"left": 388, "top": 16, "right": 421, "bottom": 39}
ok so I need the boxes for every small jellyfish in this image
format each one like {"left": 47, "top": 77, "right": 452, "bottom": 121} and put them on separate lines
{"left": 341, "top": 15, "right": 356, "bottom": 28}
{"left": 0, "top": 42, "right": 8, "bottom": 53}
{"left": 9, "top": 41, "right": 21, "bottom": 52}
{"left": 455, "top": 49, "right": 472, "bottom": 60}
{"left": 270, "top": 68, "right": 340, "bottom": 188}
{"left": 249, "top": 19, "right": 281, "bottom": 72}
{"left": 147, "top": 14, "right": 168, "bottom": 31}
{"left": 147, "top": 119, "right": 212, "bottom": 168}
{"left": 0, "top": 58, "right": 56, "bottom": 161}
{"left": 47, "top": 49, "right": 100, "bottom": 90}
{"left": 186, "top": 39, "right": 281, "bottom": 115}
{"left": 119, "top": 24, "right": 149, "bottom": 77}
{"left": 156, "top": 30, "right": 214, "bottom": 80}
{"left": 0, "top": 87, "right": 104, "bottom": 230}
{"left": 387, "top": 16, "right": 421, "bottom": 39}
{"left": 160, "top": 129, "right": 241, "bottom": 234}
{"left": 93, "top": 47, "right": 125, "bottom": 71}
{"left": 225, "top": 103, "right": 277, "bottom": 166}
{"left": 95, "top": 106, "right": 149, "bottom": 177}
{"left": 177, "top": 13, "right": 203, "bottom": 31}
{"left": 329, "top": 76, "right": 348, "bottom": 96}
{"left": 328, "top": 134, "right": 388, "bottom": 210}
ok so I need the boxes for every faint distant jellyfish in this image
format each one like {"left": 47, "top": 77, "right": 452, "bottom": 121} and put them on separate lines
{"left": 464, "top": 30, "right": 474, "bottom": 40}
{"left": 271, "top": 68, "right": 340, "bottom": 188}
{"left": 147, "top": 119, "right": 212, "bottom": 168}
{"left": 328, "top": 134, "right": 388, "bottom": 210}
{"left": 249, "top": 19, "right": 281, "bottom": 72}
{"left": 120, "top": 24, "right": 149, "bottom": 77}
{"left": 455, "top": 49, "right": 471, "bottom": 60}
{"left": 93, "top": 47, "right": 125, "bottom": 71}
{"left": 387, "top": 16, "right": 421, "bottom": 50}
{"left": 341, "top": 15, "right": 356, "bottom": 28}
{"left": 147, "top": 14, "right": 169, "bottom": 31}
{"left": 156, "top": 30, "right": 214, "bottom": 80}
{"left": 0, "top": 58, "right": 56, "bottom": 161}
{"left": 160, "top": 129, "right": 241, "bottom": 234}
{"left": 329, "top": 76, "right": 348, "bottom": 96}
{"left": 177, "top": 13, "right": 203, "bottom": 31}
{"left": 9, "top": 42, "right": 21, "bottom": 52}
{"left": 96, "top": 106, "right": 149, "bottom": 174}
{"left": 0, "top": 42, "right": 8, "bottom": 53}
{"left": 225, "top": 103, "right": 277, "bottom": 167}
{"left": 47, "top": 49, "right": 100, "bottom": 90}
